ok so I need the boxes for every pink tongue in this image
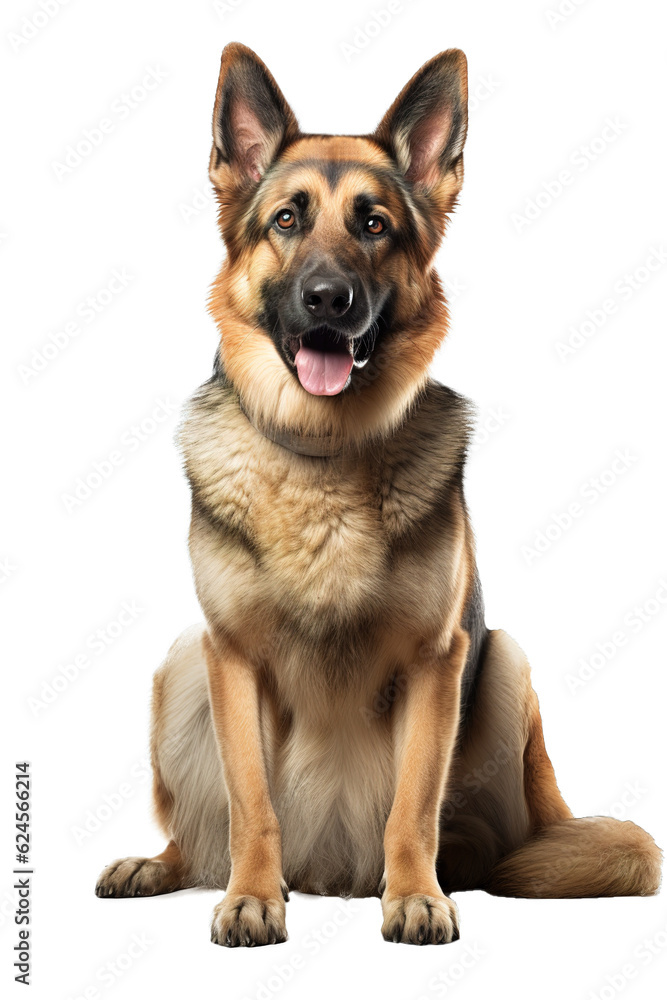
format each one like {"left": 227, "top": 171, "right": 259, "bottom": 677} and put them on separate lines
{"left": 295, "top": 345, "right": 354, "bottom": 396}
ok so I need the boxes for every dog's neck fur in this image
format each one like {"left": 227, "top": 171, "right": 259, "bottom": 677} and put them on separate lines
{"left": 211, "top": 306, "right": 447, "bottom": 453}
{"left": 237, "top": 396, "right": 342, "bottom": 458}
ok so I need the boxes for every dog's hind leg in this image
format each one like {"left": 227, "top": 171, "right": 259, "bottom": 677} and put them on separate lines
{"left": 437, "top": 628, "right": 539, "bottom": 891}
{"left": 484, "top": 679, "right": 662, "bottom": 898}
{"left": 438, "top": 629, "right": 661, "bottom": 899}
{"left": 95, "top": 840, "right": 185, "bottom": 898}
{"left": 94, "top": 636, "right": 195, "bottom": 899}
{"left": 95, "top": 624, "right": 231, "bottom": 899}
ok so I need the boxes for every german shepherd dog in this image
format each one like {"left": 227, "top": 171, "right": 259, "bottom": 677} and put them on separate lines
{"left": 95, "top": 44, "right": 661, "bottom": 946}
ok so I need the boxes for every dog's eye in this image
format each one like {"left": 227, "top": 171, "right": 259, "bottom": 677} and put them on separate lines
{"left": 276, "top": 210, "right": 295, "bottom": 230}
{"left": 365, "top": 216, "right": 385, "bottom": 235}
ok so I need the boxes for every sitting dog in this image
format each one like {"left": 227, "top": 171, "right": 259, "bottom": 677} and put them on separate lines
{"left": 95, "top": 43, "right": 661, "bottom": 946}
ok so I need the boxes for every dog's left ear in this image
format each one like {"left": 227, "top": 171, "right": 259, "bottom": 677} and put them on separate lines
{"left": 210, "top": 43, "right": 299, "bottom": 190}
{"left": 373, "top": 50, "right": 468, "bottom": 193}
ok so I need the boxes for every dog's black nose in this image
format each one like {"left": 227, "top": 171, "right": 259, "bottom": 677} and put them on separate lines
{"left": 302, "top": 274, "right": 353, "bottom": 319}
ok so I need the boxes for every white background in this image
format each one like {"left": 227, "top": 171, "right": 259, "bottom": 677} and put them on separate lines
{"left": 2, "top": 1, "right": 666, "bottom": 998}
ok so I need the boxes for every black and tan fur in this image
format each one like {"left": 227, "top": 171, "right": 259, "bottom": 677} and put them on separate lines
{"left": 95, "top": 44, "right": 661, "bottom": 946}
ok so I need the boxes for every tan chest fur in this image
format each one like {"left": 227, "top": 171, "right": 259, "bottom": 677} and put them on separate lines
{"left": 181, "top": 377, "right": 471, "bottom": 708}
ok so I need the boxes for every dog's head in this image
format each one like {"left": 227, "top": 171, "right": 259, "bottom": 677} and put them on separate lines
{"left": 208, "top": 43, "right": 468, "bottom": 447}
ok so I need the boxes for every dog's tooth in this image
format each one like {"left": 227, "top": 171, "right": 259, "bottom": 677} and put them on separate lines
{"left": 353, "top": 357, "right": 369, "bottom": 368}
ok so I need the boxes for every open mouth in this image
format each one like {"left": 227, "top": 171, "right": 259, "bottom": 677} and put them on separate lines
{"left": 290, "top": 327, "right": 375, "bottom": 396}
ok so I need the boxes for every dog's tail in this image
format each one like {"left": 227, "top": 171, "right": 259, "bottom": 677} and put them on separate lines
{"left": 484, "top": 649, "right": 663, "bottom": 899}
{"left": 484, "top": 816, "right": 662, "bottom": 898}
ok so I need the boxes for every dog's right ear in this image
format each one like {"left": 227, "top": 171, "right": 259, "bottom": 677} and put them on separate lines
{"left": 209, "top": 43, "right": 299, "bottom": 191}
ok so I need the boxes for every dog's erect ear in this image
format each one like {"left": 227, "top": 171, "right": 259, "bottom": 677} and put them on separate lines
{"left": 210, "top": 43, "right": 299, "bottom": 189}
{"left": 373, "top": 50, "right": 468, "bottom": 192}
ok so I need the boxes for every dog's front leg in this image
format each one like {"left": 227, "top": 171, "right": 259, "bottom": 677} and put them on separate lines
{"left": 381, "top": 628, "right": 469, "bottom": 945}
{"left": 204, "top": 632, "right": 287, "bottom": 947}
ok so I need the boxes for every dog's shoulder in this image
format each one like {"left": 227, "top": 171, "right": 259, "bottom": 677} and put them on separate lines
{"left": 375, "top": 379, "right": 473, "bottom": 544}
{"left": 179, "top": 369, "right": 236, "bottom": 474}
{"left": 177, "top": 367, "right": 263, "bottom": 538}
{"left": 413, "top": 378, "right": 473, "bottom": 458}
{"left": 383, "top": 378, "right": 473, "bottom": 485}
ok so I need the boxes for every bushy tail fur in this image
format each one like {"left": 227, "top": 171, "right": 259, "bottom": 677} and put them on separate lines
{"left": 485, "top": 816, "right": 662, "bottom": 898}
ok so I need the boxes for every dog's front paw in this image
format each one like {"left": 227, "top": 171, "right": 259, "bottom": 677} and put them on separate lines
{"left": 381, "top": 892, "right": 459, "bottom": 945}
{"left": 211, "top": 894, "right": 287, "bottom": 947}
